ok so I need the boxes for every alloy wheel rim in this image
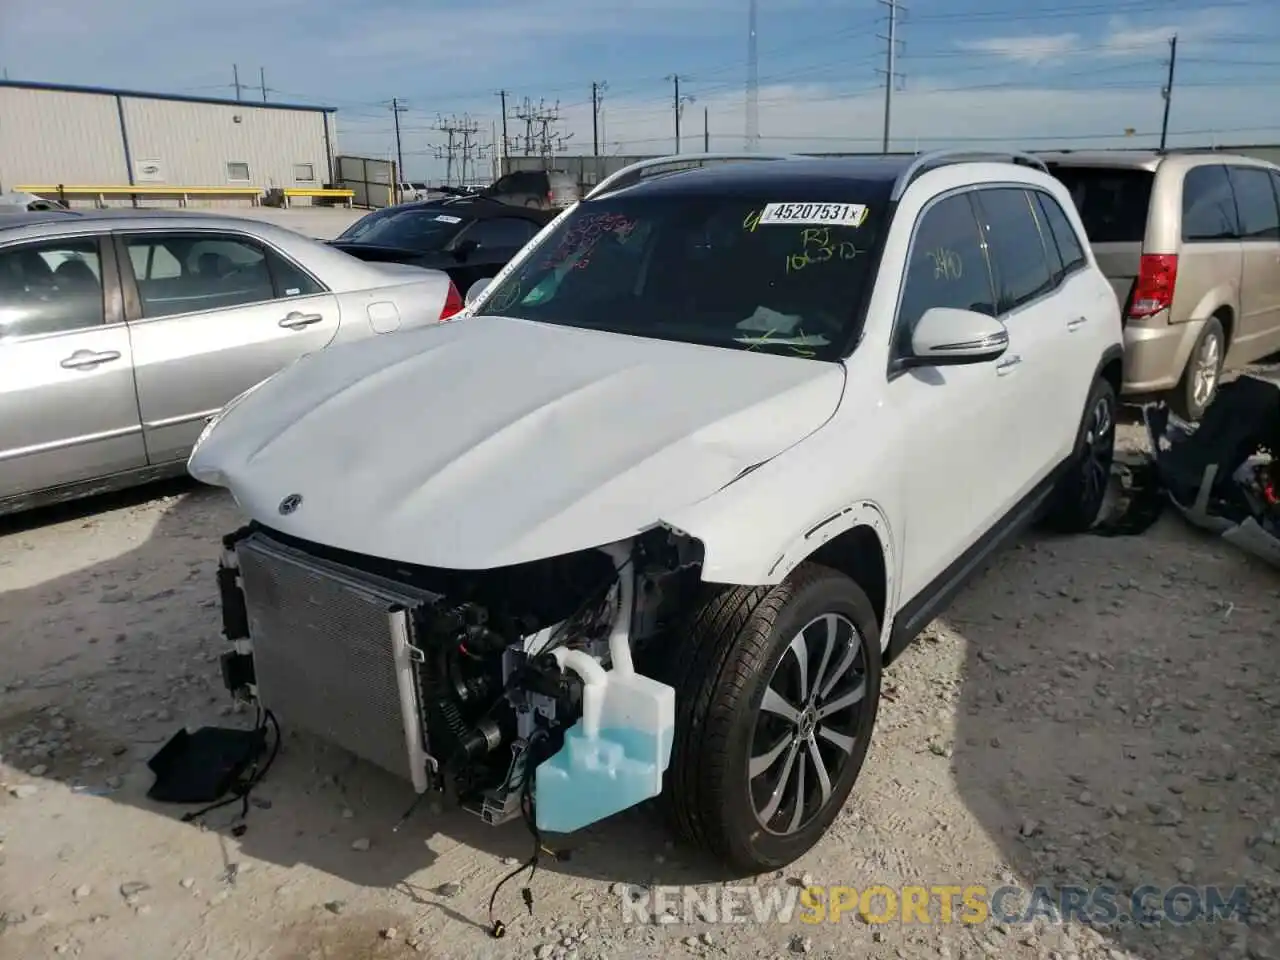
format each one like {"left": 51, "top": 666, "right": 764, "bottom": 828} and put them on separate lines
{"left": 1082, "top": 394, "right": 1114, "bottom": 509}
{"left": 748, "top": 613, "right": 869, "bottom": 836}
{"left": 1192, "top": 334, "right": 1221, "bottom": 408}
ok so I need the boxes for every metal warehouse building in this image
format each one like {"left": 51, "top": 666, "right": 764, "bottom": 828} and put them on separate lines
{"left": 0, "top": 79, "right": 337, "bottom": 196}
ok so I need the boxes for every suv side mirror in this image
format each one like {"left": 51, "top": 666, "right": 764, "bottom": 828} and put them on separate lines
{"left": 465, "top": 277, "right": 491, "bottom": 305}
{"left": 906, "top": 307, "right": 1009, "bottom": 366}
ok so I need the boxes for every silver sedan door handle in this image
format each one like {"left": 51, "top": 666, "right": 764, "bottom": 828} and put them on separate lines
{"left": 995, "top": 354, "right": 1022, "bottom": 376}
{"left": 279, "top": 311, "right": 324, "bottom": 330}
{"left": 60, "top": 349, "right": 122, "bottom": 370}
{"left": 1066, "top": 316, "right": 1088, "bottom": 331}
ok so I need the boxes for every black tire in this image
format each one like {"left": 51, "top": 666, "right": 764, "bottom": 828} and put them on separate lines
{"left": 1042, "top": 376, "right": 1117, "bottom": 533}
{"left": 1169, "top": 317, "right": 1225, "bottom": 422}
{"left": 659, "top": 563, "right": 882, "bottom": 873}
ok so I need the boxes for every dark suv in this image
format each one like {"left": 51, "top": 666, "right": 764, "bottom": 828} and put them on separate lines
{"left": 483, "top": 169, "right": 580, "bottom": 210}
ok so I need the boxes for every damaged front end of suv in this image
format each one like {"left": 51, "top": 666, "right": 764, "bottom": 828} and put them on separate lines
{"left": 213, "top": 518, "right": 701, "bottom": 834}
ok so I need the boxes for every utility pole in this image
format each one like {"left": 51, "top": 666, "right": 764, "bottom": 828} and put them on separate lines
{"left": 436, "top": 114, "right": 481, "bottom": 185}
{"left": 666, "top": 75, "right": 694, "bottom": 153}
{"left": 591, "top": 82, "right": 608, "bottom": 157}
{"left": 671, "top": 75, "right": 681, "bottom": 152}
{"left": 496, "top": 90, "right": 510, "bottom": 162}
{"left": 704, "top": 107, "right": 710, "bottom": 152}
{"left": 259, "top": 67, "right": 268, "bottom": 103}
{"left": 232, "top": 64, "right": 242, "bottom": 101}
{"left": 1159, "top": 34, "right": 1178, "bottom": 151}
{"left": 877, "top": 0, "right": 905, "bottom": 153}
{"left": 391, "top": 98, "right": 407, "bottom": 199}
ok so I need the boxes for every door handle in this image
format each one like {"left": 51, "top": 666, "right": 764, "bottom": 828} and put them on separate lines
{"left": 1066, "top": 316, "right": 1088, "bottom": 331}
{"left": 60, "top": 349, "right": 122, "bottom": 370}
{"left": 996, "top": 354, "right": 1022, "bottom": 376}
{"left": 279, "top": 311, "right": 324, "bottom": 330}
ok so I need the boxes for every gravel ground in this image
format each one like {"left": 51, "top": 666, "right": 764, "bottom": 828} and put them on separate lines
{"left": 1, "top": 422, "right": 1278, "bottom": 960}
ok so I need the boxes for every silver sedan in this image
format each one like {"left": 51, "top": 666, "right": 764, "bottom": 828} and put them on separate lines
{"left": 0, "top": 210, "right": 459, "bottom": 516}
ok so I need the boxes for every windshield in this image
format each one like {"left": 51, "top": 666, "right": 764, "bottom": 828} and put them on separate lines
{"left": 336, "top": 207, "right": 468, "bottom": 250}
{"left": 474, "top": 192, "right": 882, "bottom": 359}
{"left": 1047, "top": 165, "right": 1153, "bottom": 244}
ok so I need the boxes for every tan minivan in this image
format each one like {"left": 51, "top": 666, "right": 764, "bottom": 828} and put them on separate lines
{"left": 1039, "top": 150, "right": 1280, "bottom": 419}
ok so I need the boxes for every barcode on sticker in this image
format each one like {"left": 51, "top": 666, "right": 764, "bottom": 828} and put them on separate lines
{"left": 758, "top": 202, "right": 868, "bottom": 227}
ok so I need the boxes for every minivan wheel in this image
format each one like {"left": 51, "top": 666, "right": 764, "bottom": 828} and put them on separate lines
{"left": 1170, "top": 317, "right": 1225, "bottom": 421}
{"left": 1042, "top": 377, "right": 1117, "bottom": 533}
{"left": 660, "top": 563, "right": 881, "bottom": 873}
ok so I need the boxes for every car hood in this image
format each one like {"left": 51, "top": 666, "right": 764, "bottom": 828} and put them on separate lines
{"left": 188, "top": 315, "right": 845, "bottom": 569}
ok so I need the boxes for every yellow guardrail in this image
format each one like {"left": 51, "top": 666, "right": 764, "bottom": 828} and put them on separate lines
{"left": 281, "top": 187, "right": 355, "bottom": 208}
{"left": 17, "top": 185, "right": 265, "bottom": 208}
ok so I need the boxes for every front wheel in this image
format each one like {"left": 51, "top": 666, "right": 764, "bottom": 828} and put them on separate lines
{"left": 660, "top": 563, "right": 882, "bottom": 873}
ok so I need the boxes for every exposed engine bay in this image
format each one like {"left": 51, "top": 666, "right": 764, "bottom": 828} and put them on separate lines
{"left": 215, "top": 522, "right": 701, "bottom": 832}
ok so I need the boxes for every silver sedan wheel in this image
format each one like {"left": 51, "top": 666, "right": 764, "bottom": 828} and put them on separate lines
{"left": 748, "top": 613, "right": 869, "bottom": 836}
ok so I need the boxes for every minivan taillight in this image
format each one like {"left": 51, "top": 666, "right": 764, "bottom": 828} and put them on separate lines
{"left": 439, "top": 280, "right": 463, "bottom": 321}
{"left": 1129, "top": 254, "right": 1178, "bottom": 319}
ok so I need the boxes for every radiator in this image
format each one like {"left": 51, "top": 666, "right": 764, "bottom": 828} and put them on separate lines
{"left": 234, "top": 532, "right": 439, "bottom": 792}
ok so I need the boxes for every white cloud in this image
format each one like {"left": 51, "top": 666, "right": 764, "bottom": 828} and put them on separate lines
{"left": 1100, "top": 8, "right": 1240, "bottom": 56}
{"left": 957, "top": 33, "right": 1079, "bottom": 66}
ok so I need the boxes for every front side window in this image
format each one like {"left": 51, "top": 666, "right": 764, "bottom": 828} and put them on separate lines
{"left": 1181, "top": 165, "right": 1240, "bottom": 242}
{"left": 1227, "top": 166, "right": 1280, "bottom": 240}
{"left": 475, "top": 191, "right": 886, "bottom": 360}
{"left": 973, "top": 188, "right": 1055, "bottom": 313}
{"left": 336, "top": 207, "right": 469, "bottom": 251}
{"left": 124, "top": 233, "right": 313, "bottom": 318}
{"left": 0, "top": 238, "right": 105, "bottom": 339}
{"left": 894, "top": 193, "right": 995, "bottom": 356}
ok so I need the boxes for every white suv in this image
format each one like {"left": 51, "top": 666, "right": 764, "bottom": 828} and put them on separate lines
{"left": 190, "top": 151, "right": 1123, "bottom": 876}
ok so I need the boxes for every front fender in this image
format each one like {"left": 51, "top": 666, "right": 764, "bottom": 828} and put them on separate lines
{"left": 659, "top": 417, "right": 899, "bottom": 586}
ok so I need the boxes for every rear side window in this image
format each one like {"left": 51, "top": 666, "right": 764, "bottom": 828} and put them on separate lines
{"left": 1227, "top": 166, "right": 1280, "bottom": 240}
{"left": 1181, "top": 165, "right": 1240, "bottom": 242}
{"left": 1049, "top": 166, "right": 1153, "bottom": 244}
{"left": 973, "top": 188, "right": 1054, "bottom": 313}
{"left": 1035, "top": 192, "right": 1089, "bottom": 274}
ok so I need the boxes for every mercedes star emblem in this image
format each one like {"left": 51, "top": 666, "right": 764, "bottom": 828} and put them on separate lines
{"left": 278, "top": 494, "right": 303, "bottom": 515}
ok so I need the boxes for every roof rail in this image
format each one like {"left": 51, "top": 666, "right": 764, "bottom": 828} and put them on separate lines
{"left": 585, "top": 152, "right": 799, "bottom": 200}
{"left": 890, "top": 149, "right": 1049, "bottom": 201}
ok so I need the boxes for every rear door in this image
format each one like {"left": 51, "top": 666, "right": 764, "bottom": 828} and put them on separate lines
{"left": 1046, "top": 163, "right": 1154, "bottom": 313}
{"left": 1226, "top": 164, "right": 1280, "bottom": 361}
{"left": 118, "top": 230, "right": 340, "bottom": 465}
{"left": 972, "top": 187, "right": 1078, "bottom": 489}
{"left": 0, "top": 233, "right": 146, "bottom": 500}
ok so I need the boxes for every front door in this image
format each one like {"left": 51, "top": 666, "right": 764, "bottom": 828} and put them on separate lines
{"left": 885, "top": 190, "right": 1024, "bottom": 602}
{"left": 117, "top": 230, "right": 340, "bottom": 465}
{"left": 0, "top": 234, "right": 147, "bottom": 500}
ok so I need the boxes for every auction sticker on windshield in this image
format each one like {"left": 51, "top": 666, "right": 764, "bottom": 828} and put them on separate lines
{"left": 758, "top": 202, "right": 869, "bottom": 227}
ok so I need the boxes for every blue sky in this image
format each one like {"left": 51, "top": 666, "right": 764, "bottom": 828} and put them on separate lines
{"left": 3, "top": 0, "right": 1280, "bottom": 180}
